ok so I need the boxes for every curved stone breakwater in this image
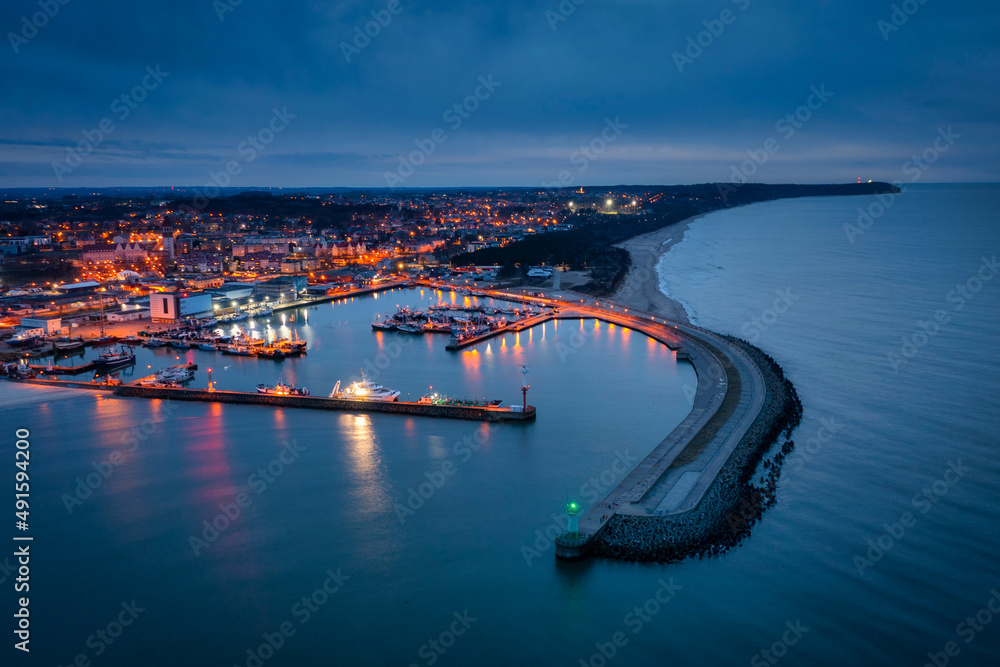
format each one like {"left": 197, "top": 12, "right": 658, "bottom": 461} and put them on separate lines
{"left": 591, "top": 336, "right": 802, "bottom": 563}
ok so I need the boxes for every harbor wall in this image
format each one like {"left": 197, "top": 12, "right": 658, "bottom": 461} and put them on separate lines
{"left": 111, "top": 386, "right": 535, "bottom": 422}
{"left": 591, "top": 337, "right": 802, "bottom": 562}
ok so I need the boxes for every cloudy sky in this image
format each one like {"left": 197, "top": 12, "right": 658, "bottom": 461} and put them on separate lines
{"left": 1, "top": 0, "right": 997, "bottom": 188}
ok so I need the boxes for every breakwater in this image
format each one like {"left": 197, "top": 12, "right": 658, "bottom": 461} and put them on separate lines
{"left": 591, "top": 337, "right": 802, "bottom": 562}
{"left": 113, "top": 385, "right": 535, "bottom": 422}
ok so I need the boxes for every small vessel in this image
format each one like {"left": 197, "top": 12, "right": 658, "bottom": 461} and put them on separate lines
{"left": 256, "top": 376, "right": 308, "bottom": 395}
{"left": 419, "top": 392, "right": 503, "bottom": 408}
{"left": 230, "top": 312, "right": 249, "bottom": 322}
{"left": 93, "top": 345, "right": 135, "bottom": 369}
{"left": 395, "top": 323, "right": 422, "bottom": 334}
{"left": 288, "top": 331, "right": 307, "bottom": 351}
{"left": 198, "top": 342, "right": 218, "bottom": 351}
{"left": 256, "top": 307, "right": 273, "bottom": 316}
{"left": 372, "top": 320, "right": 396, "bottom": 331}
{"left": 154, "top": 365, "right": 194, "bottom": 383}
{"left": 171, "top": 340, "right": 192, "bottom": 349}
{"left": 53, "top": 340, "right": 85, "bottom": 351}
{"left": 221, "top": 344, "right": 255, "bottom": 356}
{"left": 330, "top": 370, "right": 400, "bottom": 402}
{"left": 256, "top": 346, "right": 285, "bottom": 359}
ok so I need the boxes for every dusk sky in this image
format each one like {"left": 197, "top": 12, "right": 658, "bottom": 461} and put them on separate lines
{"left": 2, "top": 0, "right": 997, "bottom": 188}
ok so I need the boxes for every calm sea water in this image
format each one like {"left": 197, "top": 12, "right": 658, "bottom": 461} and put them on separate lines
{"left": 657, "top": 183, "right": 1000, "bottom": 665}
{"left": 5, "top": 183, "right": 998, "bottom": 666}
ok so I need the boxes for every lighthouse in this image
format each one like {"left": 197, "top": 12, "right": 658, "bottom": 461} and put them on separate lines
{"left": 520, "top": 365, "right": 530, "bottom": 411}
{"left": 565, "top": 501, "right": 581, "bottom": 538}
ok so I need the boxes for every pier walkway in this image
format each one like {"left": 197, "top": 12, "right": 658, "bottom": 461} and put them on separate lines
{"left": 415, "top": 283, "right": 768, "bottom": 558}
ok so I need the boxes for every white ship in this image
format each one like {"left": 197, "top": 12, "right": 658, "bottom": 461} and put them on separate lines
{"left": 330, "top": 369, "right": 400, "bottom": 402}
{"left": 153, "top": 365, "right": 194, "bottom": 383}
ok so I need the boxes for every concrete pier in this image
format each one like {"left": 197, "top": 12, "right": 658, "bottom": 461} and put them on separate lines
{"left": 444, "top": 311, "right": 557, "bottom": 350}
{"left": 6, "top": 377, "right": 535, "bottom": 422}
{"left": 413, "top": 283, "right": 796, "bottom": 562}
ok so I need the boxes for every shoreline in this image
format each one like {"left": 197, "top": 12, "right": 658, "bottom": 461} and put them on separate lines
{"left": 610, "top": 214, "right": 712, "bottom": 324}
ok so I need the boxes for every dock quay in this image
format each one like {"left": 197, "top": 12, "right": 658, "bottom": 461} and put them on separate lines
{"left": 27, "top": 361, "right": 96, "bottom": 375}
{"left": 444, "top": 311, "right": 557, "bottom": 351}
{"left": 4, "top": 377, "right": 534, "bottom": 422}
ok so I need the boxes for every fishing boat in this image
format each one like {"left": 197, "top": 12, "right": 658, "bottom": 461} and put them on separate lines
{"left": 330, "top": 370, "right": 400, "bottom": 402}
{"left": 256, "top": 376, "right": 308, "bottom": 395}
{"left": 53, "top": 340, "right": 85, "bottom": 352}
{"left": 198, "top": 342, "right": 218, "bottom": 351}
{"left": 144, "top": 337, "right": 167, "bottom": 347}
{"left": 256, "top": 307, "right": 273, "bottom": 316}
{"left": 171, "top": 339, "right": 192, "bottom": 349}
{"left": 230, "top": 312, "right": 249, "bottom": 322}
{"left": 395, "top": 323, "right": 423, "bottom": 334}
{"left": 7, "top": 331, "right": 42, "bottom": 347}
{"left": 286, "top": 331, "right": 307, "bottom": 351}
{"left": 372, "top": 317, "right": 396, "bottom": 331}
{"left": 93, "top": 345, "right": 135, "bottom": 369}
{"left": 256, "top": 346, "right": 285, "bottom": 359}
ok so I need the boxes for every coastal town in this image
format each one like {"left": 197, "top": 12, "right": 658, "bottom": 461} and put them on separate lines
{"left": 0, "top": 187, "right": 662, "bottom": 354}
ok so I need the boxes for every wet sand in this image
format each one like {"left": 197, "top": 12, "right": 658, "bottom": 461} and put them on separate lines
{"left": 611, "top": 215, "right": 709, "bottom": 324}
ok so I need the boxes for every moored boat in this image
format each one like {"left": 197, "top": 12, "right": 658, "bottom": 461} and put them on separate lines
{"left": 154, "top": 365, "right": 194, "bottom": 383}
{"left": 93, "top": 345, "right": 135, "bottom": 369}
{"left": 256, "top": 376, "right": 308, "bottom": 395}
{"left": 330, "top": 369, "right": 400, "bottom": 402}
{"left": 257, "top": 346, "right": 285, "bottom": 359}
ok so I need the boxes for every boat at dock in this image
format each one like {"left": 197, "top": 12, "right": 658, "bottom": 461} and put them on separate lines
{"left": 418, "top": 392, "right": 503, "bottom": 408}
{"left": 256, "top": 376, "right": 308, "bottom": 395}
{"left": 144, "top": 337, "right": 168, "bottom": 347}
{"left": 257, "top": 346, "right": 286, "bottom": 359}
{"left": 53, "top": 340, "right": 85, "bottom": 352}
{"left": 198, "top": 342, "right": 218, "bottom": 351}
{"left": 153, "top": 365, "right": 194, "bottom": 383}
{"left": 93, "top": 345, "right": 135, "bottom": 369}
{"left": 330, "top": 370, "right": 400, "bottom": 402}
{"left": 221, "top": 344, "right": 255, "bottom": 356}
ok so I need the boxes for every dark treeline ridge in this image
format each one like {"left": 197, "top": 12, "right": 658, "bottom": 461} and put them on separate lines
{"left": 452, "top": 182, "right": 899, "bottom": 294}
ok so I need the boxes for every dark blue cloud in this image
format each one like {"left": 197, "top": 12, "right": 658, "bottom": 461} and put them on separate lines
{"left": 0, "top": 0, "right": 997, "bottom": 187}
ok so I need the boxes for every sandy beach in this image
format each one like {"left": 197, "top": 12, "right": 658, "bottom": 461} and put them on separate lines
{"left": 610, "top": 214, "right": 709, "bottom": 324}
